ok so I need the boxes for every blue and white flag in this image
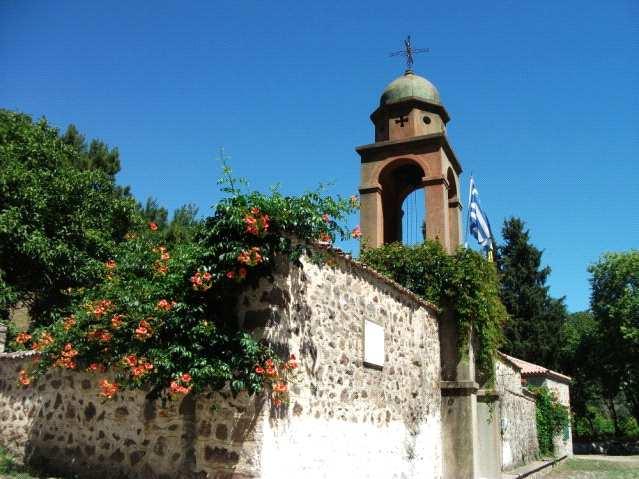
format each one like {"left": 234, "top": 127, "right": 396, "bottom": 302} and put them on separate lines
{"left": 468, "top": 177, "right": 493, "bottom": 251}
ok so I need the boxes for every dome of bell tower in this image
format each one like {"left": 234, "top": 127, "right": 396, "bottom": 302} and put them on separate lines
{"left": 380, "top": 71, "right": 441, "bottom": 106}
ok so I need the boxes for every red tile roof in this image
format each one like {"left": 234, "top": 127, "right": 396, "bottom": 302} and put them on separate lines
{"left": 498, "top": 352, "right": 571, "bottom": 383}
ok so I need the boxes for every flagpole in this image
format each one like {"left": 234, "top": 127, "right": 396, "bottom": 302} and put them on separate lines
{"left": 463, "top": 173, "right": 474, "bottom": 248}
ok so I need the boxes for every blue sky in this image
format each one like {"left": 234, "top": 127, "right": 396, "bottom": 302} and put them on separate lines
{"left": 1, "top": 0, "right": 637, "bottom": 312}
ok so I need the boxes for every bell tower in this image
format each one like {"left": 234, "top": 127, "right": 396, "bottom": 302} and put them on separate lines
{"left": 356, "top": 68, "right": 462, "bottom": 252}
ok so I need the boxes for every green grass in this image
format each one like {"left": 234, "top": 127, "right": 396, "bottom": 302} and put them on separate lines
{"left": 548, "top": 457, "right": 639, "bottom": 479}
{"left": 0, "top": 447, "right": 19, "bottom": 475}
{"left": 0, "top": 447, "right": 53, "bottom": 479}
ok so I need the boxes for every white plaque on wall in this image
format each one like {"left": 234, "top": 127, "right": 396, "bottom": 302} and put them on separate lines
{"left": 364, "top": 319, "right": 384, "bottom": 367}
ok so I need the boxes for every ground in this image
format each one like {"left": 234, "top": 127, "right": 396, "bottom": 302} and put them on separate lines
{"left": 546, "top": 456, "right": 639, "bottom": 479}
{"left": 2, "top": 450, "right": 638, "bottom": 478}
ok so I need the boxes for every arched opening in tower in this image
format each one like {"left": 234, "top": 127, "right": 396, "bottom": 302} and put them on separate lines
{"left": 401, "top": 188, "right": 426, "bottom": 245}
{"left": 378, "top": 161, "right": 425, "bottom": 245}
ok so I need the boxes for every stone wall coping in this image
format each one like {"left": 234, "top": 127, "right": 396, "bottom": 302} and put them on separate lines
{"left": 477, "top": 388, "right": 501, "bottom": 398}
{"left": 477, "top": 388, "right": 500, "bottom": 402}
{"left": 315, "top": 244, "right": 441, "bottom": 315}
{"left": 440, "top": 380, "right": 479, "bottom": 391}
{"left": 499, "top": 351, "right": 572, "bottom": 384}
{"left": 497, "top": 351, "right": 523, "bottom": 372}
{"left": 500, "top": 386, "right": 537, "bottom": 403}
{"left": 0, "top": 350, "right": 38, "bottom": 360}
{"left": 0, "top": 324, "right": 6, "bottom": 354}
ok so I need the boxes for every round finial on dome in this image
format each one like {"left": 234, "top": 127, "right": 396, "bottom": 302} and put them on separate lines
{"left": 380, "top": 71, "right": 441, "bottom": 106}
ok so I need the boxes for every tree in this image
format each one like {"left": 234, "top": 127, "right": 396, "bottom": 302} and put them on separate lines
{"left": 61, "top": 124, "right": 121, "bottom": 178}
{"left": 139, "top": 197, "right": 169, "bottom": 230}
{"left": 0, "top": 110, "right": 138, "bottom": 325}
{"left": 589, "top": 251, "right": 639, "bottom": 430}
{"left": 137, "top": 200, "right": 201, "bottom": 246}
{"left": 558, "top": 310, "right": 603, "bottom": 437}
{"left": 497, "top": 217, "right": 568, "bottom": 370}
{"left": 166, "top": 203, "right": 200, "bottom": 245}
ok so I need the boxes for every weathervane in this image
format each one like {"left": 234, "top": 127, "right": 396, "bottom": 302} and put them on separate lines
{"left": 390, "top": 35, "right": 429, "bottom": 73}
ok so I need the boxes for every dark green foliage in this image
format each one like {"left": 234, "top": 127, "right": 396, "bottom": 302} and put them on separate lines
{"left": 588, "top": 251, "right": 639, "bottom": 434}
{"left": 138, "top": 200, "right": 201, "bottom": 247}
{"left": 0, "top": 110, "right": 139, "bottom": 325}
{"left": 359, "top": 241, "right": 508, "bottom": 381}
{"left": 497, "top": 218, "right": 568, "bottom": 371}
{"left": 558, "top": 311, "right": 603, "bottom": 438}
{"left": 556, "top": 252, "right": 639, "bottom": 440}
{"left": 532, "top": 386, "right": 571, "bottom": 456}
{"left": 166, "top": 204, "right": 200, "bottom": 245}
{"left": 61, "top": 124, "right": 121, "bottom": 178}
{"left": 139, "top": 197, "right": 169, "bottom": 231}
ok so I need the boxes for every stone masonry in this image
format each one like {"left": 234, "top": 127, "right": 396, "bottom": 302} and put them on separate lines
{"left": 0, "top": 250, "right": 443, "bottom": 478}
{"left": 496, "top": 355, "right": 539, "bottom": 471}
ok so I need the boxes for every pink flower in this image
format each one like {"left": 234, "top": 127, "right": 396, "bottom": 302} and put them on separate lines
{"left": 123, "top": 354, "right": 138, "bottom": 367}
{"left": 169, "top": 381, "right": 191, "bottom": 395}
{"left": 111, "top": 314, "right": 125, "bottom": 329}
{"left": 134, "top": 320, "right": 153, "bottom": 341}
{"left": 351, "top": 225, "right": 362, "bottom": 239}
{"left": 18, "top": 370, "right": 30, "bottom": 386}
{"left": 99, "top": 379, "right": 119, "bottom": 398}
{"left": 156, "top": 299, "right": 173, "bottom": 311}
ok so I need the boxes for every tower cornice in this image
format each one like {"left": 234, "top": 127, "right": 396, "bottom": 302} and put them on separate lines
{"left": 355, "top": 132, "right": 462, "bottom": 175}
{"left": 371, "top": 97, "right": 450, "bottom": 124}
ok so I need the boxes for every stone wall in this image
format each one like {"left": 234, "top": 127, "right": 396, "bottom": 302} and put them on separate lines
{"left": 527, "top": 376, "right": 573, "bottom": 458}
{"left": 237, "top": 253, "right": 443, "bottom": 478}
{"left": 0, "top": 350, "right": 266, "bottom": 478}
{"left": 0, "top": 250, "right": 443, "bottom": 478}
{"left": 496, "top": 357, "right": 539, "bottom": 470}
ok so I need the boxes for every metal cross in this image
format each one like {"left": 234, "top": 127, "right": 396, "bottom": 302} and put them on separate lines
{"left": 395, "top": 115, "right": 409, "bottom": 127}
{"left": 390, "top": 35, "right": 429, "bottom": 72}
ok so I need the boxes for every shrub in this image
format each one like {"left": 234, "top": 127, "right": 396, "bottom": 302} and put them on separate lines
{"left": 14, "top": 175, "right": 357, "bottom": 404}
{"left": 532, "top": 386, "right": 571, "bottom": 455}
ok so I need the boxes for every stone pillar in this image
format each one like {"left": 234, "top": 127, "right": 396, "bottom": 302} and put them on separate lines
{"left": 359, "top": 186, "right": 383, "bottom": 248}
{"left": 425, "top": 177, "right": 450, "bottom": 252}
{"left": 439, "top": 311, "right": 480, "bottom": 479}
{"left": 477, "top": 390, "right": 502, "bottom": 479}
{"left": 448, "top": 200, "right": 462, "bottom": 250}
{"left": 0, "top": 324, "right": 6, "bottom": 353}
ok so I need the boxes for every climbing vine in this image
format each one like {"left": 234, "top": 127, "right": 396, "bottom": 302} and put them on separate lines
{"left": 12, "top": 172, "right": 358, "bottom": 404}
{"left": 359, "top": 241, "right": 508, "bottom": 382}
{"left": 531, "top": 386, "right": 570, "bottom": 456}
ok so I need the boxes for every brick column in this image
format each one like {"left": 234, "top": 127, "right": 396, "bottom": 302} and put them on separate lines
{"left": 424, "top": 176, "right": 451, "bottom": 252}
{"left": 448, "top": 200, "right": 462, "bottom": 250}
{"left": 359, "top": 186, "right": 383, "bottom": 248}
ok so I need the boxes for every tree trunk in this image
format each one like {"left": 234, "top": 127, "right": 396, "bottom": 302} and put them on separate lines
{"left": 585, "top": 415, "right": 595, "bottom": 438}
{"left": 606, "top": 397, "right": 621, "bottom": 437}
{"left": 626, "top": 390, "right": 639, "bottom": 427}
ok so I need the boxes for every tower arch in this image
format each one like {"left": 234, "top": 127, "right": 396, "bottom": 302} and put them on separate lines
{"left": 378, "top": 159, "right": 426, "bottom": 244}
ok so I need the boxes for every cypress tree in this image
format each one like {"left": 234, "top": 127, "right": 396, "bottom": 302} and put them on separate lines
{"left": 497, "top": 217, "right": 567, "bottom": 370}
